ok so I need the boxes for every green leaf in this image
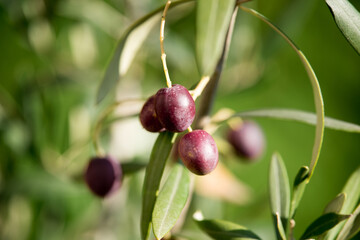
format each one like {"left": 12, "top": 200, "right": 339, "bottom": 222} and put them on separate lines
{"left": 196, "top": 0, "right": 236, "bottom": 76}
{"left": 325, "top": 167, "right": 360, "bottom": 239}
{"left": 239, "top": 6, "right": 324, "bottom": 179}
{"left": 233, "top": 109, "right": 360, "bottom": 134}
{"left": 300, "top": 213, "right": 350, "bottom": 240}
{"left": 337, "top": 203, "right": 360, "bottom": 240}
{"left": 326, "top": 0, "right": 360, "bottom": 55}
{"left": 193, "top": 211, "right": 262, "bottom": 239}
{"left": 122, "top": 162, "right": 147, "bottom": 175}
{"left": 290, "top": 166, "right": 309, "bottom": 218}
{"left": 140, "top": 132, "right": 175, "bottom": 240}
{"left": 152, "top": 164, "right": 190, "bottom": 239}
{"left": 96, "top": 0, "right": 194, "bottom": 103}
{"left": 324, "top": 193, "right": 346, "bottom": 214}
{"left": 275, "top": 212, "right": 286, "bottom": 240}
{"left": 269, "top": 152, "right": 290, "bottom": 237}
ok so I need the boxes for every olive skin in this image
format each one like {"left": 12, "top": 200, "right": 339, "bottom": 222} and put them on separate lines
{"left": 155, "top": 84, "right": 195, "bottom": 132}
{"left": 84, "top": 156, "right": 122, "bottom": 198}
{"left": 227, "top": 121, "right": 265, "bottom": 161}
{"left": 139, "top": 95, "right": 165, "bottom": 132}
{"left": 178, "top": 130, "right": 218, "bottom": 175}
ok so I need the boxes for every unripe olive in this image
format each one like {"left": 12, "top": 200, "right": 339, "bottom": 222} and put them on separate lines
{"left": 155, "top": 84, "right": 195, "bottom": 132}
{"left": 139, "top": 95, "right": 165, "bottom": 132}
{"left": 84, "top": 156, "right": 122, "bottom": 198}
{"left": 178, "top": 130, "right": 218, "bottom": 175}
{"left": 227, "top": 121, "right": 265, "bottom": 161}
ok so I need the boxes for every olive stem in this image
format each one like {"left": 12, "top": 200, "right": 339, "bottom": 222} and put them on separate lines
{"left": 92, "top": 98, "right": 145, "bottom": 156}
{"left": 160, "top": 1, "right": 173, "bottom": 88}
{"left": 190, "top": 76, "right": 211, "bottom": 101}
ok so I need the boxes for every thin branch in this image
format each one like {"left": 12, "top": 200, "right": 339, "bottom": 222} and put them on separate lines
{"left": 160, "top": 1, "right": 173, "bottom": 88}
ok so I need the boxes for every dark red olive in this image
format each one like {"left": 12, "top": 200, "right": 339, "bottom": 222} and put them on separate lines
{"left": 178, "top": 130, "right": 218, "bottom": 175}
{"left": 84, "top": 156, "right": 122, "bottom": 198}
{"left": 139, "top": 95, "right": 165, "bottom": 132}
{"left": 227, "top": 121, "right": 265, "bottom": 160}
{"left": 155, "top": 84, "right": 195, "bottom": 132}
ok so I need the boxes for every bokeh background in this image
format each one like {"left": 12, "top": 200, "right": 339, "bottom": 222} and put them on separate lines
{"left": 0, "top": 0, "right": 360, "bottom": 239}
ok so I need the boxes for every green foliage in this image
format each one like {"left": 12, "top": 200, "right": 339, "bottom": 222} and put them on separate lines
{"left": 269, "top": 152, "right": 290, "bottom": 238}
{"left": 152, "top": 163, "right": 190, "bottom": 239}
{"left": 326, "top": 0, "right": 360, "bottom": 54}
{"left": 141, "top": 132, "right": 175, "bottom": 240}
{"left": 196, "top": 0, "right": 236, "bottom": 76}
{"left": 300, "top": 213, "right": 350, "bottom": 240}
{"left": 193, "top": 212, "right": 261, "bottom": 239}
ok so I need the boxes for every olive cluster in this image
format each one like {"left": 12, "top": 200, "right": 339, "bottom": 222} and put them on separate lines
{"left": 140, "top": 84, "right": 219, "bottom": 176}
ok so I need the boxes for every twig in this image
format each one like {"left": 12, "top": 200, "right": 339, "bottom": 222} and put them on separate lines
{"left": 160, "top": 1, "right": 173, "bottom": 88}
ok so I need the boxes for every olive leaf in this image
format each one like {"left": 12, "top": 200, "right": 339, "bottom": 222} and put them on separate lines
{"left": 152, "top": 163, "right": 190, "bottom": 240}
{"left": 196, "top": 0, "right": 236, "bottom": 76}
{"left": 325, "top": 167, "right": 360, "bottom": 239}
{"left": 232, "top": 109, "right": 360, "bottom": 134}
{"left": 290, "top": 166, "right": 309, "bottom": 218}
{"left": 140, "top": 132, "right": 175, "bottom": 240}
{"left": 239, "top": 6, "right": 325, "bottom": 179}
{"left": 96, "top": 0, "right": 194, "bottom": 103}
{"left": 193, "top": 211, "right": 262, "bottom": 239}
{"left": 326, "top": 0, "right": 360, "bottom": 55}
{"left": 269, "top": 152, "right": 290, "bottom": 238}
{"left": 324, "top": 193, "right": 346, "bottom": 214}
{"left": 300, "top": 213, "right": 350, "bottom": 240}
{"left": 337, "top": 203, "right": 360, "bottom": 240}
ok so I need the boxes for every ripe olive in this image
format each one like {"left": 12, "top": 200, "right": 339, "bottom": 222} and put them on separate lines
{"left": 84, "top": 156, "right": 122, "bottom": 198}
{"left": 139, "top": 95, "right": 165, "bottom": 132}
{"left": 227, "top": 121, "right": 265, "bottom": 161}
{"left": 155, "top": 84, "right": 195, "bottom": 132}
{"left": 178, "top": 130, "right": 218, "bottom": 175}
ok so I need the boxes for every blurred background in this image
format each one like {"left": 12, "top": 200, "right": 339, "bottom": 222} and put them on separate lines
{"left": 0, "top": 0, "right": 360, "bottom": 239}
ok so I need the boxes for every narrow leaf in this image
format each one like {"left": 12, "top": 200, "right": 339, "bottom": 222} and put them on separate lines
{"left": 326, "top": 0, "right": 360, "bottom": 54}
{"left": 300, "top": 213, "right": 350, "bottom": 240}
{"left": 275, "top": 212, "right": 287, "bottom": 240}
{"left": 193, "top": 211, "right": 262, "bottom": 239}
{"left": 269, "top": 152, "right": 290, "bottom": 236}
{"left": 233, "top": 109, "right": 360, "bottom": 134}
{"left": 324, "top": 193, "right": 346, "bottom": 214}
{"left": 290, "top": 166, "right": 309, "bottom": 218}
{"left": 96, "top": 0, "right": 194, "bottom": 103}
{"left": 337, "top": 203, "right": 360, "bottom": 240}
{"left": 318, "top": 194, "right": 346, "bottom": 240}
{"left": 196, "top": 0, "right": 236, "bottom": 75}
{"left": 122, "top": 162, "right": 147, "bottom": 175}
{"left": 152, "top": 164, "right": 190, "bottom": 239}
{"left": 140, "top": 132, "right": 175, "bottom": 240}
{"left": 326, "top": 167, "right": 360, "bottom": 239}
{"left": 239, "top": 6, "right": 324, "bottom": 179}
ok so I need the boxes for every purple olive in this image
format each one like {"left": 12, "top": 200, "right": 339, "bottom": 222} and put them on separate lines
{"left": 139, "top": 95, "right": 165, "bottom": 132}
{"left": 178, "top": 130, "right": 218, "bottom": 175}
{"left": 84, "top": 156, "right": 122, "bottom": 198}
{"left": 155, "top": 84, "right": 195, "bottom": 132}
{"left": 227, "top": 121, "right": 265, "bottom": 161}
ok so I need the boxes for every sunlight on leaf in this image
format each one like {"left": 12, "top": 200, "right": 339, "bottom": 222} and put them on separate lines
{"left": 269, "top": 152, "right": 290, "bottom": 237}
{"left": 152, "top": 163, "right": 190, "bottom": 240}
{"left": 196, "top": 0, "right": 236, "bottom": 76}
